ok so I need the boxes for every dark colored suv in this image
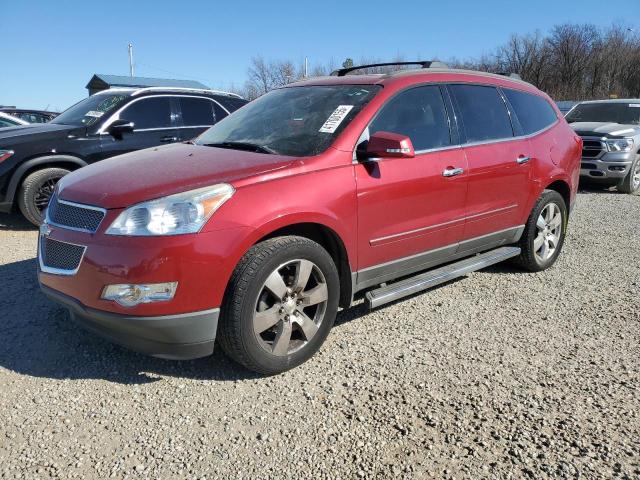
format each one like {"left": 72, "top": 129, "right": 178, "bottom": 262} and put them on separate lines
{"left": 38, "top": 62, "right": 581, "bottom": 374}
{"left": 0, "top": 88, "right": 247, "bottom": 225}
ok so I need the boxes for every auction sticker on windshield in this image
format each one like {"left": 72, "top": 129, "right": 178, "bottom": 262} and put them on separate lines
{"left": 85, "top": 111, "right": 105, "bottom": 118}
{"left": 319, "top": 105, "right": 354, "bottom": 133}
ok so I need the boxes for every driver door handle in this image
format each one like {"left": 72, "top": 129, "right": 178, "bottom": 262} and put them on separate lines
{"left": 442, "top": 167, "right": 464, "bottom": 177}
{"left": 161, "top": 135, "right": 179, "bottom": 142}
{"left": 516, "top": 155, "right": 531, "bottom": 164}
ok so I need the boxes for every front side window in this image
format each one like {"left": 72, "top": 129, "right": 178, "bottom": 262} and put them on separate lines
{"left": 504, "top": 88, "right": 557, "bottom": 134}
{"left": 51, "top": 94, "right": 128, "bottom": 127}
{"left": 365, "top": 85, "right": 451, "bottom": 151}
{"left": 449, "top": 84, "right": 513, "bottom": 142}
{"left": 179, "top": 97, "right": 216, "bottom": 126}
{"left": 566, "top": 102, "right": 640, "bottom": 125}
{"left": 121, "top": 97, "right": 172, "bottom": 130}
{"left": 196, "top": 85, "right": 380, "bottom": 157}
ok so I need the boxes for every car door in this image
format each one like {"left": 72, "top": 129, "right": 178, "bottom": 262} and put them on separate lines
{"left": 175, "top": 96, "right": 228, "bottom": 141}
{"left": 447, "top": 84, "right": 531, "bottom": 248}
{"left": 355, "top": 85, "right": 468, "bottom": 288}
{"left": 100, "top": 96, "right": 180, "bottom": 157}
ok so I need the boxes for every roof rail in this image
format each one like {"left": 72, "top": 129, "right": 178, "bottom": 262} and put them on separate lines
{"left": 331, "top": 61, "right": 449, "bottom": 77}
{"left": 129, "top": 87, "right": 243, "bottom": 98}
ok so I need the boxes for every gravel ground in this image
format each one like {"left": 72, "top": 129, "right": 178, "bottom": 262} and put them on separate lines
{"left": 0, "top": 187, "right": 638, "bottom": 479}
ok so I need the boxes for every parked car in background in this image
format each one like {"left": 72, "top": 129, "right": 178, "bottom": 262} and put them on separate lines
{"left": 556, "top": 101, "right": 578, "bottom": 116}
{"left": 0, "top": 112, "right": 30, "bottom": 128}
{"left": 37, "top": 62, "right": 581, "bottom": 374}
{"left": 0, "top": 108, "right": 58, "bottom": 123}
{"left": 566, "top": 99, "right": 640, "bottom": 194}
{"left": 0, "top": 87, "right": 247, "bottom": 225}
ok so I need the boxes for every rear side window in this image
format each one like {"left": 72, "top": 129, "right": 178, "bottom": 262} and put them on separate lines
{"left": 121, "top": 97, "right": 172, "bottom": 129}
{"left": 449, "top": 84, "right": 513, "bottom": 142}
{"left": 179, "top": 97, "right": 216, "bottom": 126}
{"left": 504, "top": 88, "right": 557, "bottom": 134}
{"left": 367, "top": 85, "right": 451, "bottom": 151}
{"left": 214, "top": 96, "right": 248, "bottom": 113}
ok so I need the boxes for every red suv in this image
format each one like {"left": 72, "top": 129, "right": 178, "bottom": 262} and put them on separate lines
{"left": 38, "top": 62, "right": 581, "bottom": 374}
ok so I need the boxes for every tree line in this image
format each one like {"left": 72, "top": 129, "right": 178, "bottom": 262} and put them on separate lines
{"left": 235, "top": 23, "right": 640, "bottom": 101}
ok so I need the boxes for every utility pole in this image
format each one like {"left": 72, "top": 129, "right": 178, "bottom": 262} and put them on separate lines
{"left": 304, "top": 56, "right": 308, "bottom": 78}
{"left": 128, "top": 43, "right": 135, "bottom": 77}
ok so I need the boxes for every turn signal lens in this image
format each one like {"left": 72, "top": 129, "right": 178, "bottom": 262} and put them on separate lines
{"left": 101, "top": 282, "right": 178, "bottom": 307}
{"left": 0, "top": 150, "right": 14, "bottom": 163}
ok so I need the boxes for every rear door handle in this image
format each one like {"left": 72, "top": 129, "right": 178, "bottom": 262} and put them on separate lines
{"left": 161, "top": 136, "right": 179, "bottom": 142}
{"left": 516, "top": 155, "right": 531, "bottom": 164}
{"left": 443, "top": 167, "right": 464, "bottom": 177}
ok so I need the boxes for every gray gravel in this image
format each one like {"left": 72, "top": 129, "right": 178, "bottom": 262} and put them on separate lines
{"left": 0, "top": 187, "right": 639, "bottom": 479}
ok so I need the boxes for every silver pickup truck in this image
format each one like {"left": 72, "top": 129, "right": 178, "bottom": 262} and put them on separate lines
{"left": 566, "top": 99, "right": 640, "bottom": 194}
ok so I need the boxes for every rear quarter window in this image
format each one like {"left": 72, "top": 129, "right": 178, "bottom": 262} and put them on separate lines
{"left": 503, "top": 89, "right": 558, "bottom": 135}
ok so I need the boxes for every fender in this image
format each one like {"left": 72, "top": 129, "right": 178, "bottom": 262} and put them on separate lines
{"left": 3, "top": 155, "right": 87, "bottom": 206}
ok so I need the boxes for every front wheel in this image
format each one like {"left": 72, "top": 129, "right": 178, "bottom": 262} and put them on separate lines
{"left": 218, "top": 236, "right": 340, "bottom": 375}
{"left": 18, "top": 167, "right": 70, "bottom": 226}
{"left": 514, "top": 190, "right": 567, "bottom": 272}
{"left": 617, "top": 157, "right": 640, "bottom": 195}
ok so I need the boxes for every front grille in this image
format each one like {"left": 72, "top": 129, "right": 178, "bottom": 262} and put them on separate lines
{"left": 40, "top": 237, "right": 85, "bottom": 273}
{"left": 47, "top": 195, "right": 105, "bottom": 233}
{"left": 582, "top": 139, "right": 605, "bottom": 159}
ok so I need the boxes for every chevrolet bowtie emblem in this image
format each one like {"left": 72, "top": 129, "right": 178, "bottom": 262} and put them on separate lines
{"left": 39, "top": 223, "right": 52, "bottom": 237}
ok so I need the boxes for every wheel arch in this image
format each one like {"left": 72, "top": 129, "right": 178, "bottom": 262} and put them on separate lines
{"left": 248, "top": 221, "right": 354, "bottom": 308}
{"left": 544, "top": 179, "right": 571, "bottom": 213}
{"left": 4, "top": 155, "right": 87, "bottom": 208}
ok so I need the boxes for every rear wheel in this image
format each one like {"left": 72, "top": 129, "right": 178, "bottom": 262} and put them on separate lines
{"left": 514, "top": 190, "right": 567, "bottom": 272}
{"left": 218, "top": 236, "right": 340, "bottom": 375}
{"left": 617, "top": 156, "right": 640, "bottom": 195}
{"left": 18, "top": 168, "right": 70, "bottom": 226}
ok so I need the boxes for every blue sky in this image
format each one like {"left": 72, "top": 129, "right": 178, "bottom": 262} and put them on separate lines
{"left": 0, "top": 1, "right": 634, "bottom": 111}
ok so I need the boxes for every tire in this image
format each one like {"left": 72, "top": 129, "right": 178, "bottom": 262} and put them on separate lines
{"left": 513, "top": 189, "right": 567, "bottom": 272}
{"left": 617, "top": 156, "right": 640, "bottom": 195}
{"left": 218, "top": 236, "right": 340, "bottom": 375}
{"left": 18, "top": 168, "right": 70, "bottom": 226}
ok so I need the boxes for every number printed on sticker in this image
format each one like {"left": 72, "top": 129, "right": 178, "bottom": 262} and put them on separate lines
{"left": 319, "top": 105, "right": 354, "bottom": 133}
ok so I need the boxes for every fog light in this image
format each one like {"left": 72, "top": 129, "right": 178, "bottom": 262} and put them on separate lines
{"left": 101, "top": 282, "right": 178, "bottom": 307}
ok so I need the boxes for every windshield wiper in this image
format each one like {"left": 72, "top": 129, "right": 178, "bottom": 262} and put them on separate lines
{"left": 203, "top": 141, "right": 276, "bottom": 155}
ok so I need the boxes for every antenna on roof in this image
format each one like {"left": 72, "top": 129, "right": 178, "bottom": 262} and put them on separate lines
{"left": 128, "top": 43, "right": 135, "bottom": 77}
{"left": 331, "top": 60, "right": 449, "bottom": 77}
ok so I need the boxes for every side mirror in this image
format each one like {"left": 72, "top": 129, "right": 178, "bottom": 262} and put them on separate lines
{"left": 364, "top": 131, "right": 415, "bottom": 160}
{"left": 108, "top": 119, "right": 135, "bottom": 139}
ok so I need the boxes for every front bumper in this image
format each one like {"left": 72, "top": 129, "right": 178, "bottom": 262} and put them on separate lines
{"left": 41, "top": 284, "right": 219, "bottom": 360}
{"left": 580, "top": 152, "right": 634, "bottom": 181}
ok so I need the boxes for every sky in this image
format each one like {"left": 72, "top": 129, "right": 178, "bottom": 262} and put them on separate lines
{"left": 1, "top": 0, "right": 636, "bottom": 111}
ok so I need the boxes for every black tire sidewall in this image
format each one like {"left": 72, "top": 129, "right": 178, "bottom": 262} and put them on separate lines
{"left": 618, "top": 156, "right": 640, "bottom": 194}
{"left": 18, "top": 168, "right": 69, "bottom": 226}
{"left": 227, "top": 238, "right": 339, "bottom": 374}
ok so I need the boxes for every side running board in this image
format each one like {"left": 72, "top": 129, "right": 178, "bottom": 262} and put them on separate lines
{"left": 364, "top": 246, "right": 521, "bottom": 309}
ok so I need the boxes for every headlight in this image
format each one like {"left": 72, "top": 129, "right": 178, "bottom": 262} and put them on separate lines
{"left": 606, "top": 138, "right": 634, "bottom": 152}
{"left": 106, "top": 184, "right": 234, "bottom": 236}
{"left": 0, "top": 150, "right": 14, "bottom": 163}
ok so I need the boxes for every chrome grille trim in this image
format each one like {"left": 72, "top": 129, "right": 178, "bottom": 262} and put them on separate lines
{"left": 46, "top": 197, "right": 107, "bottom": 233}
{"left": 581, "top": 137, "right": 606, "bottom": 159}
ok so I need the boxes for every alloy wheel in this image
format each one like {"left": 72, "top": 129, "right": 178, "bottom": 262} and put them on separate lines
{"left": 34, "top": 178, "right": 59, "bottom": 211}
{"left": 253, "top": 259, "right": 329, "bottom": 356}
{"left": 534, "top": 202, "right": 562, "bottom": 262}
{"left": 632, "top": 161, "right": 640, "bottom": 191}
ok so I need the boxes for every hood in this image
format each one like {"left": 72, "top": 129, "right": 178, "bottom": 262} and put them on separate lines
{"left": 569, "top": 122, "right": 640, "bottom": 138}
{"left": 57, "top": 142, "right": 297, "bottom": 209}
{"left": 0, "top": 123, "right": 78, "bottom": 146}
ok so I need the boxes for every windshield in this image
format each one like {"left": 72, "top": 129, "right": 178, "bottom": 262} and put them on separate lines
{"left": 566, "top": 102, "right": 640, "bottom": 125}
{"left": 51, "top": 94, "right": 128, "bottom": 127}
{"left": 195, "top": 85, "right": 381, "bottom": 157}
